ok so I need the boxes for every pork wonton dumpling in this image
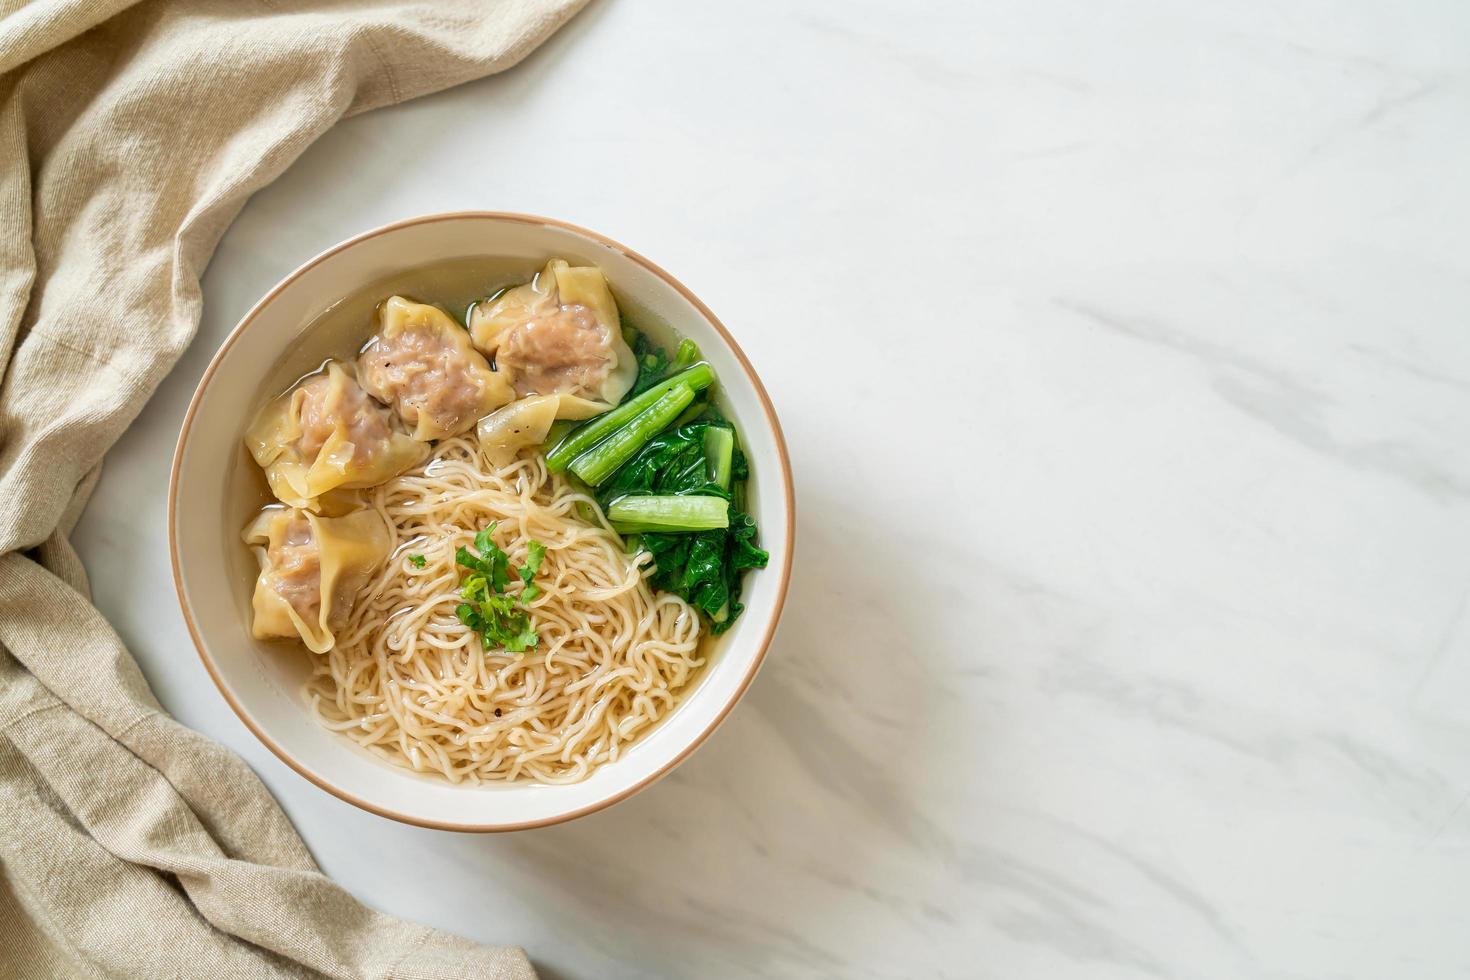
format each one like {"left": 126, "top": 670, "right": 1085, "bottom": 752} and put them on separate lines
{"left": 242, "top": 506, "right": 391, "bottom": 654}
{"left": 468, "top": 259, "right": 636, "bottom": 419}
{"left": 358, "top": 296, "right": 516, "bottom": 441}
{"left": 245, "top": 360, "right": 428, "bottom": 510}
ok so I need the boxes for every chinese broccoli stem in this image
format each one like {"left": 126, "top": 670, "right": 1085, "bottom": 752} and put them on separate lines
{"left": 672, "top": 396, "right": 708, "bottom": 428}
{"left": 570, "top": 385, "right": 696, "bottom": 486}
{"left": 671, "top": 338, "right": 701, "bottom": 371}
{"left": 607, "top": 494, "right": 730, "bottom": 532}
{"left": 541, "top": 419, "right": 576, "bottom": 452}
{"left": 545, "top": 362, "right": 715, "bottom": 473}
{"left": 705, "top": 426, "right": 734, "bottom": 489}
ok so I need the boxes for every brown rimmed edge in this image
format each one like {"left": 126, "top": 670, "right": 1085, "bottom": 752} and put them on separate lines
{"left": 167, "top": 212, "right": 795, "bottom": 833}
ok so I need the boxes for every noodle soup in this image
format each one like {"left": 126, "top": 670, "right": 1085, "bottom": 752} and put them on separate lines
{"left": 235, "top": 256, "right": 767, "bottom": 784}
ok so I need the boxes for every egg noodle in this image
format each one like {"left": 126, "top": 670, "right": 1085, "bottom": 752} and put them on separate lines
{"left": 307, "top": 435, "right": 703, "bottom": 784}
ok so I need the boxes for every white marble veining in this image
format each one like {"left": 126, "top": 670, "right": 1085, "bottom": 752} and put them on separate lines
{"left": 72, "top": 1, "right": 1470, "bottom": 977}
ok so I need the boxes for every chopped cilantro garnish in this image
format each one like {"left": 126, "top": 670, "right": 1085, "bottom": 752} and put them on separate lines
{"left": 519, "top": 540, "right": 546, "bottom": 602}
{"left": 454, "top": 524, "right": 545, "bottom": 654}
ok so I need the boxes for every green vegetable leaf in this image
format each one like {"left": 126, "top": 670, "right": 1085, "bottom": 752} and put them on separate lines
{"left": 408, "top": 553, "right": 427, "bottom": 568}
{"left": 595, "top": 422, "right": 730, "bottom": 507}
{"left": 629, "top": 330, "right": 671, "bottom": 396}
{"left": 505, "top": 617, "right": 540, "bottom": 653}
{"left": 628, "top": 330, "right": 703, "bottom": 397}
{"left": 519, "top": 540, "right": 546, "bottom": 602}
{"left": 591, "top": 328, "right": 766, "bottom": 634}
{"left": 469, "top": 525, "right": 511, "bottom": 591}
{"left": 595, "top": 429, "right": 765, "bottom": 632}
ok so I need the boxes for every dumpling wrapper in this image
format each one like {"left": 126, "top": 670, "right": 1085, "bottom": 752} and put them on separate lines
{"left": 468, "top": 258, "right": 636, "bottom": 419}
{"left": 358, "top": 296, "right": 516, "bottom": 441}
{"left": 310, "top": 487, "right": 370, "bottom": 518}
{"left": 476, "top": 395, "right": 563, "bottom": 468}
{"left": 242, "top": 506, "right": 391, "bottom": 654}
{"left": 245, "top": 360, "right": 427, "bottom": 510}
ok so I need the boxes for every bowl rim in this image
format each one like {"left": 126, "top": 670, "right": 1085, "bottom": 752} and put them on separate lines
{"left": 168, "top": 211, "right": 795, "bottom": 832}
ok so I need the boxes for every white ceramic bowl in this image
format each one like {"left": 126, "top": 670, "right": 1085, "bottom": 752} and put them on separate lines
{"left": 169, "top": 213, "right": 794, "bottom": 831}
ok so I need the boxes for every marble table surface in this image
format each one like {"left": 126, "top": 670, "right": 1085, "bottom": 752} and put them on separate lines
{"left": 73, "top": 1, "right": 1470, "bottom": 977}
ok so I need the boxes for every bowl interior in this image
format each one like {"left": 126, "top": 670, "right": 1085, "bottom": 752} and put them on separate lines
{"left": 171, "top": 214, "right": 791, "bottom": 830}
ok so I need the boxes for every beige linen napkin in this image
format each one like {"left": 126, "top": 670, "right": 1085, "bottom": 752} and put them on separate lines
{"left": 0, "top": 1, "right": 587, "bottom": 976}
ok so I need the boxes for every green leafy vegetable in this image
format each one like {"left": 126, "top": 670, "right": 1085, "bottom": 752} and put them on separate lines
{"left": 408, "top": 554, "right": 427, "bottom": 568}
{"left": 629, "top": 331, "right": 670, "bottom": 396}
{"left": 594, "top": 417, "right": 766, "bottom": 633}
{"left": 541, "top": 419, "right": 576, "bottom": 453}
{"left": 544, "top": 362, "right": 715, "bottom": 473}
{"left": 595, "top": 420, "right": 732, "bottom": 504}
{"left": 671, "top": 338, "right": 701, "bottom": 371}
{"left": 519, "top": 540, "right": 546, "bottom": 602}
{"left": 589, "top": 330, "right": 767, "bottom": 634}
{"left": 704, "top": 426, "right": 734, "bottom": 490}
{"left": 671, "top": 396, "right": 709, "bottom": 429}
{"left": 454, "top": 524, "right": 545, "bottom": 654}
{"left": 629, "top": 331, "right": 701, "bottom": 397}
{"left": 639, "top": 511, "right": 767, "bottom": 634}
{"left": 608, "top": 494, "right": 730, "bottom": 533}
{"left": 568, "top": 384, "right": 696, "bottom": 486}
